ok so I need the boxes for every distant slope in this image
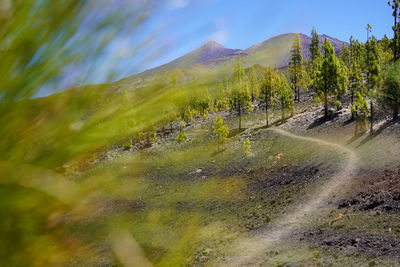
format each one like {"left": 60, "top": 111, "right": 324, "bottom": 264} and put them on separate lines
{"left": 225, "top": 33, "right": 346, "bottom": 69}
{"left": 141, "top": 40, "right": 240, "bottom": 76}
{"left": 118, "top": 33, "right": 347, "bottom": 89}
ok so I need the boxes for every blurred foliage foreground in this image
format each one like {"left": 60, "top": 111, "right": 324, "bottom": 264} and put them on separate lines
{"left": 0, "top": 1, "right": 246, "bottom": 266}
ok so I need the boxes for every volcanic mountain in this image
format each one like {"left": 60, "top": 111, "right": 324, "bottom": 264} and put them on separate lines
{"left": 141, "top": 33, "right": 346, "bottom": 75}
{"left": 141, "top": 40, "right": 241, "bottom": 75}
{"left": 116, "top": 33, "right": 347, "bottom": 89}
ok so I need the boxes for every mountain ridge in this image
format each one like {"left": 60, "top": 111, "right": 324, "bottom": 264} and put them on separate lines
{"left": 140, "top": 33, "right": 346, "bottom": 77}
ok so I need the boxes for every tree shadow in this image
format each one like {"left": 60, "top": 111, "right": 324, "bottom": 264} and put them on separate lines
{"left": 346, "top": 132, "right": 363, "bottom": 145}
{"left": 343, "top": 116, "right": 355, "bottom": 126}
{"left": 253, "top": 120, "right": 282, "bottom": 132}
{"left": 211, "top": 149, "right": 225, "bottom": 157}
{"left": 307, "top": 112, "right": 340, "bottom": 130}
{"left": 228, "top": 128, "right": 246, "bottom": 138}
{"left": 276, "top": 118, "right": 289, "bottom": 126}
{"left": 356, "top": 119, "right": 397, "bottom": 147}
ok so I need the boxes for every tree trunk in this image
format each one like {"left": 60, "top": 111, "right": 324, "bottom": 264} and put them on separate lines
{"left": 238, "top": 105, "right": 242, "bottom": 130}
{"left": 351, "top": 92, "right": 354, "bottom": 120}
{"left": 297, "top": 87, "right": 300, "bottom": 103}
{"left": 394, "top": 102, "right": 399, "bottom": 120}
{"left": 265, "top": 97, "right": 269, "bottom": 126}
{"left": 370, "top": 102, "right": 374, "bottom": 134}
{"left": 324, "top": 91, "right": 328, "bottom": 117}
{"left": 393, "top": 8, "right": 398, "bottom": 61}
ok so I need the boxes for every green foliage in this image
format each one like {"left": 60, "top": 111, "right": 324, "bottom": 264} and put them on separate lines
{"left": 123, "top": 139, "right": 133, "bottom": 150}
{"left": 288, "top": 34, "right": 306, "bottom": 102}
{"left": 176, "top": 121, "right": 188, "bottom": 143}
{"left": 378, "top": 34, "right": 393, "bottom": 65}
{"left": 212, "top": 116, "right": 229, "bottom": 151}
{"left": 260, "top": 67, "right": 279, "bottom": 126}
{"left": 366, "top": 36, "right": 380, "bottom": 91}
{"left": 315, "top": 39, "right": 348, "bottom": 116}
{"left": 349, "top": 37, "right": 366, "bottom": 69}
{"left": 336, "top": 59, "right": 349, "bottom": 105}
{"left": 349, "top": 61, "right": 365, "bottom": 103}
{"left": 242, "top": 138, "right": 252, "bottom": 156}
{"left": 230, "top": 88, "right": 251, "bottom": 129}
{"left": 379, "top": 62, "right": 400, "bottom": 119}
{"left": 388, "top": 0, "right": 400, "bottom": 60}
{"left": 247, "top": 66, "right": 260, "bottom": 102}
{"left": 231, "top": 59, "right": 246, "bottom": 88}
{"left": 340, "top": 44, "right": 351, "bottom": 69}
{"left": 170, "top": 70, "right": 178, "bottom": 85}
{"left": 230, "top": 60, "right": 252, "bottom": 129}
{"left": 176, "top": 130, "right": 187, "bottom": 143}
{"left": 351, "top": 92, "right": 370, "bottom": 135}
{"left": 309, "top": 27, "right": 321, "bottom": 62}
{"left": 188, "top": 96, "right": 211, "bottom": 118}
{"left": 333, "top": 100, "right": 343, "bottom": 111}
{"left": 277, "top": 74, "right": 295, "bottom": 120}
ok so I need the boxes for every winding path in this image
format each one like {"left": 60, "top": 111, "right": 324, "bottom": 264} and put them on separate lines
{"left": 218, "top": 127, "right": 358, "bottom": 266}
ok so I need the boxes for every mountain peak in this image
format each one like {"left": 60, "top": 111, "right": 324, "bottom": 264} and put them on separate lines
{"left": 199, "top": 40, "right": 226, "bottom": 49}
{"left": 192, "top": 40, "right": 239, "bottom": 64}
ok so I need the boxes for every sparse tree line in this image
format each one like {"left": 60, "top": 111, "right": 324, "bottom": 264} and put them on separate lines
{"left": 124, "top": 0, "right": 400, "bottom": 149}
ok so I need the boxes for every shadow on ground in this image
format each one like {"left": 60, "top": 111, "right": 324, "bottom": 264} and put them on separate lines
{"left": 356, "top": 120, "right": 398, "bottom": 147}
{"left": 307, "top": 112, "right": 340, "bottom": 130}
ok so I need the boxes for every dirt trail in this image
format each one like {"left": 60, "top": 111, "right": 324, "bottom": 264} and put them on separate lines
{"left": 218, "top": 127, "right": 358, "bottom": 266}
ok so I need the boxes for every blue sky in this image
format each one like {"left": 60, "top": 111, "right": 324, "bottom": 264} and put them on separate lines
{"left": 46, "top": 0, "right": 393, "bottom": 96}
{"left": 135, "top": 0, "right": 392, "bottom": 73}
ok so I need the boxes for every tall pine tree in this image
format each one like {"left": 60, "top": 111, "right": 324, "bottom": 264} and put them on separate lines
{"left": 277, "top": 74, "right": 295, "bottom": 120}
{"left": 309, "top": 27, "right": 321, "bottom": 61}
{"left": 288, "top": 34, "right": 305, "bottom": 102}
{"left": 259, "top": 67, "right": 278, "bottom": 126}
{"left": 366, "top": 34, "right": 380, "bottom": 133}
{"left": 388, "top": 0, "right": 400, "bottom": 61}
{"left": 230, "top": 60, "right": 251, "bottom": 130}
{"left": 380, "top": 62, "right": 400, "bottom": 120}
{"left": 315, "top": 39, "right": 347, "bottom": 117}
{"left": 308, "top": 28, "right": 322, "bottom": 93}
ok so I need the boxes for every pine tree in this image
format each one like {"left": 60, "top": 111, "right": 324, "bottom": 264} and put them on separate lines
{"left": 349, "top": 37, "right": 365, "bottom": 67}
{"left": 230, "top": 89, "right": 251, "bottom": 130}
{"left": 259, "top": 67, "right": 278, "bottom": 126}
{"left": 366, "top": 34, "right": 380, "bottom": 133}
{"left": 230, "top": 60, "right": 251, "bottom": 130}
{"left": 176, "top": 121, "right": 187, "bottom": 143}
{"left": 315, "top": 39, "right": 347, "bottom": 117}
{"left": 242, "top": 138, "right": 252, "bottom": 156}
{"left": 351, "top": 92, "right": 370, "bottom": 135}
{"left": 340, "top": 44, "right": 351, "bottom": 70}
{"left": 388, "top": 0, "right": 400, "bottom": 61}
{"left": 277, "top": 74, "right": 295, "bottom": 120}
{"left": 308, "top": 28, "right": 322, "bottom": 93}
{"left": 309, "top": 27, "right": 321, "bottom": 62}
{"left": 335, "top": 59, "right": 348, "bottom": 110}
{"left": 379, "top": 34, "right": 394, "bottom": 65}
{"left": 288, "top": 34, "right": 305, "bottom": 102}
{"left": 380, "top": 62, "right": 400, "bottom": 120}
{"left": 232, "top": 59, "right": 246, "bottom": 87}
{"left": 247, "top": 66, "right": 259, "bottom": 102}
{"left": 349, "top": 61, "right": 365, "bottom": 107}
{"left": 212, "top": 116, "right": 229, "bottom": 152}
